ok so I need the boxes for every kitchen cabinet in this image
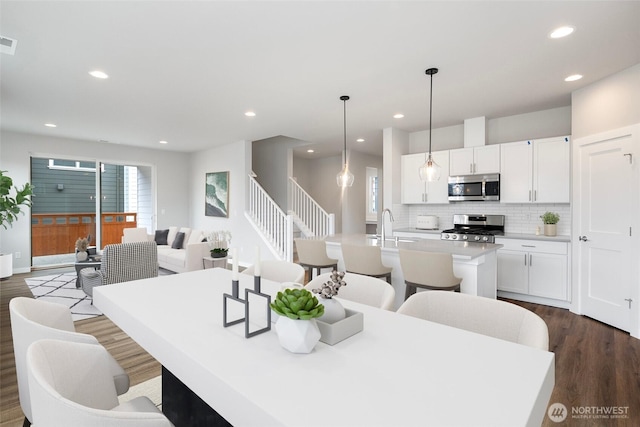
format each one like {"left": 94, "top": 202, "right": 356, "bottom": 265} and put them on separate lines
{"left": 500, "top": 136, "right": 570, "bottom": 203}
{"left": 449, "top": 145, "right": 500, "bottom": 176}
{"left": 401, "top": 151, "right": 449, "bottom": 204}
{"left": 496, "top": 238, "right": 569, "bottom": 304}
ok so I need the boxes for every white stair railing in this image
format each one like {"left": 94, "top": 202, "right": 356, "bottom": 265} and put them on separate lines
{"left": 248, "top": 174, "right": 293, "bottom": 261}
{"left": 288, "top": 177, "right": 335, "bottom": 237}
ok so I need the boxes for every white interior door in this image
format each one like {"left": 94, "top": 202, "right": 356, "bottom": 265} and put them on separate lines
{"left": 574, "top": 126, "right": 638, "bottom": 332}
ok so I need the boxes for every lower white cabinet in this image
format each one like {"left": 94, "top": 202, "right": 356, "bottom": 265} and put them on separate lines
{"left": 496, "top": 238, "right": 569, "bottom": 304}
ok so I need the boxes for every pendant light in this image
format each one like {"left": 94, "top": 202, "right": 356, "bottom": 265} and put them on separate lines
{"left": 419, "top": 68, "right": 441, "bottom": 182}
{"left": 336, "top": 95, "right": 354, "bottom": 187}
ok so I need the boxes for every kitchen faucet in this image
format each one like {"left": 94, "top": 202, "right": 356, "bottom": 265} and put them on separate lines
{"left": 381, "top": 208, "right": 394, "bottom": 241}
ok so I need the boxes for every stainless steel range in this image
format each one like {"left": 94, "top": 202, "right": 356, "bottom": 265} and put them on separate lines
{"left": 441, "top": 214, "right": 505, "bottom": 243}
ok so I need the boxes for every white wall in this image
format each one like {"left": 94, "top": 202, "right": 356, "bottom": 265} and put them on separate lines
{"left": 341, "top": 151, "right": 383, "bottom": 234}
{"left": 0, "top": 130, "right": 190, "bottom": 273}
{"left": 572, "top": 63, "right": 640, "bottom": 139}
{"left": 252, "top": 136, "right": 308, "bottom": 210}
{"left": 408, "top": 106, "right": 572, "bottom": 153}
{"left": 188, "top": 139, "right": 274, "bottom": 264}
{"left": 293, "top": 155, "right": 343, "bottom": 232}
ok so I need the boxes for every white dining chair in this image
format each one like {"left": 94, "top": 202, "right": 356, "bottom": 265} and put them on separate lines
{"left": 305, "top": 272, "right": 396, "bottom": 311}
{"left": 397, "top": 291, "right": 549, "bottom": 351}
{"left": 242, "top": 260, "right": 306, "bottom": 284}
{"left": 27, "top": 339, "right": 173, "bottom": 427}
{"left": 9, "top": 297, "right": 130, "bottom": 425}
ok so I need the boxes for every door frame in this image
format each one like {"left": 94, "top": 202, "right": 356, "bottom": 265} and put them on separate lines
{"left": 571, "top": 124, "right": 640, "bottom": 338}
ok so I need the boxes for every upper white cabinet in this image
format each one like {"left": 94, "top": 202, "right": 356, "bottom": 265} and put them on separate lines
{"left": 500, "top": 136, "right": 570, "bottom": 203}
{"left": 449, "top": 145, "right": 500, "bottom": 176}
{"left": 401, "top": 151, "right": 449, "bottom": 204}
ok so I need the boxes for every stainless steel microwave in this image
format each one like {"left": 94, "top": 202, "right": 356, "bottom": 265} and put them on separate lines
{"left": 448, "top": 173, "right": 500, "bottom": 202}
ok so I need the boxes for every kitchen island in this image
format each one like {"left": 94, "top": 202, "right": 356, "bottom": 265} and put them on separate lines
{"left": 324, "top": 234, "right": 502, "bottom": 310}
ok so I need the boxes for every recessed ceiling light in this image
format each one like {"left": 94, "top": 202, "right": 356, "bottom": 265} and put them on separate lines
{"left": 307, "top": 149, "right": 315, "bottom": 153}
{"left": 393, "top": 113, "right": 404, "bottom": 119}
{"left": 159, "top": 140, "right": 168, "bottom": 144}
{"left": 550, "top": 26, "right": 575, "bottom": 39}
{"left": 356, "top": 138, "right": 365, "bottom": 143}
{"left": 565, "top": 74, "right": 583, "bottom": 82}
{"left": 44, "top": 123, "right": 57, "bottom": 128}
{"left": 89, "top": 70, "right": 109, "bottom": 79}
{"left": 245, "top": 111, "right": 256, "bottom": 117}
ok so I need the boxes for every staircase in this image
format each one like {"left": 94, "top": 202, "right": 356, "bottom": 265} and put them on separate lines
{"left": 288, "top": 177, "right": 335, "bottom": 238}
{"left": 246, "top": 175, "right": 335, "bottom": 262}
{"left": 246, "top": 174, "right": 294, "bottom": 261}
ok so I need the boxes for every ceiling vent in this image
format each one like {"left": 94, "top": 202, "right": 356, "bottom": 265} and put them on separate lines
{"left": 1, "top": 36, "right": 17, "bottom": 55}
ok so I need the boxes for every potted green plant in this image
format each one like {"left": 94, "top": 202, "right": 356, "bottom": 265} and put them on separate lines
{"left": 540, "top": 211, "right": 560, "bottom": 237}
{"left": 1, "top": 171, "right": 34, "bottom": 278}
{"left": 271, "top": 288, "right": 324, "bottom": 353}
{"left": 207, "top": 230, "right": 231, "bottom": 257}
{"left": 210, "top": 247, "right": 228, "bottom": 258}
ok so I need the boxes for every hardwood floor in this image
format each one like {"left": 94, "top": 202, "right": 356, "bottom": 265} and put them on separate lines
{"left": 0, "top": 268, "right": 160, "bottom": 427}
{"left": 1, "top": 270, "right": 638, "bottom": 426}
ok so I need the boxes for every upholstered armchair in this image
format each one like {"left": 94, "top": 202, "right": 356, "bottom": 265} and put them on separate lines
{"left": 80, "top": 241, "right": 159, "bottom": 298}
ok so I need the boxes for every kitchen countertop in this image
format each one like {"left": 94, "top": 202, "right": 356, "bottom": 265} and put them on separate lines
{"left": 393, "top": 227, "right": 571, "bottom": 243}
{"left": 324, "top": 233, "right": 502, "bottom": 260}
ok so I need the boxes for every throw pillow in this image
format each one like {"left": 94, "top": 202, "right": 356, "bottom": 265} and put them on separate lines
{"left": 172, "top": 232, "right": 186, "bottom": 249}
{"left": 155, "top": 229, "right": 169, "bottom": 245}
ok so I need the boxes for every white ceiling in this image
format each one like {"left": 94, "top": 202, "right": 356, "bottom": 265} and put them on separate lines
{"left": 1, "top": 1, "right": 639, "bottom": 159}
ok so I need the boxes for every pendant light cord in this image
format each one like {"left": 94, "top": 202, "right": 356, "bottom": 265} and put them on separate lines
{"left": 343, "top": 98, "right": 347, "bottom": 165}
{"left": 428, "top": 72, "right": 433, "bottom": 156}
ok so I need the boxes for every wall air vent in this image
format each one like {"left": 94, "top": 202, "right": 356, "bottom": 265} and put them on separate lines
{"left": 1, "top": 36, "right": 17, "bottom": 55}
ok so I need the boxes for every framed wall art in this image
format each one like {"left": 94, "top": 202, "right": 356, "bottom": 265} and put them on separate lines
{"left": 205, "top": 171, "right": 229, "bottom": 217}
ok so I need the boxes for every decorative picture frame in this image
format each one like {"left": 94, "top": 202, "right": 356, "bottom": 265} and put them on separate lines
{"left": 205, "top": 171, "right": 229, "bottom": 217}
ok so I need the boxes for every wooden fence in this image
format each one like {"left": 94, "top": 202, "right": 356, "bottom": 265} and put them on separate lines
{"left": 31, "top": 212, "right": 137, "bottom": 256}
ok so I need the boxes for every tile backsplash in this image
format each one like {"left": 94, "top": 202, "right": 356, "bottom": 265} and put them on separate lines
{"left": 391, "top": 202, "right": 571, "bottom": 236}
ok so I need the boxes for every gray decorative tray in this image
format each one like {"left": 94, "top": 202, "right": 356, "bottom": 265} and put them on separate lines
{"left": 316, "top": 309, "right": 363, "bottom": 345}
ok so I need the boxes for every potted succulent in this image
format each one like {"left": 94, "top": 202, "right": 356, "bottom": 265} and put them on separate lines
{"left": 540, "top": 212, "right": 560, "bottom": 237}
{"left": 0, "top": 171, "right": 34, "bottom": 278}
{"left": 270, "top": 288, "right": 324, "bottom": 353}
{"left": 311, "top": 270, "right": 347, "bottom": 324}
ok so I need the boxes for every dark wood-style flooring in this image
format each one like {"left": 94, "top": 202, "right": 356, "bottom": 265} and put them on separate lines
{"left": 1, "top": 268, "right": 639, "bottom": 426}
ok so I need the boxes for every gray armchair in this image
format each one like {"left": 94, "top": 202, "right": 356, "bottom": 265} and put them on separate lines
{"left": 80, "top": 241, "right": 159, "bottom": 298}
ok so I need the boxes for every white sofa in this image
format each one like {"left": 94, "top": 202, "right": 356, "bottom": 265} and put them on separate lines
{"left": 123, "top": 227, "right": 210, "bottom": 273}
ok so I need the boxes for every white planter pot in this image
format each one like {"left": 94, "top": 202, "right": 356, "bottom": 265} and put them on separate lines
{"left": 275, "top": 317, "right": 321, "bottom": 354}
{"left": 318, "top": 298, "right": 346, "bottom": 324}
{"left": 76, "top": 251, "right": 88, "bottom": 262}
{"left": 544, "top": 224, "right": 557, "bottom": 237}
{"left": 0, "top": 253, "right": 13, "bottom": 279}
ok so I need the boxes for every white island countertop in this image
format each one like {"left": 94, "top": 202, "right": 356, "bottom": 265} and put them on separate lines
{"left": 325, "top": 233, "right": 502, "bottom": 260}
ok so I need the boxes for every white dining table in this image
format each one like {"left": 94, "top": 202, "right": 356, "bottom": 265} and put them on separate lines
{"left": 94, "top": 267, "right": 555, "bottom": 427}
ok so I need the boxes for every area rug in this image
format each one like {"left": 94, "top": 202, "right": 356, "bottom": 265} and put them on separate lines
{"left": 25, "top": 273, "right": 102, "bottom": 321}
{"left": 118, "top": 376, "right": 162, "bottom": 409}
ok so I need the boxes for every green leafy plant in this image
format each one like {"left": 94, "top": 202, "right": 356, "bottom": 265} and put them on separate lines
{"left": 540, "top": 212, "right": 560, "bottom": 225}
{"left": 270, "top": 288, "right": 325, "bottom": 320}
{"left": 0, "top": 170, "right": 34, "bottom": 230}
{"left": 210, "top": 247, "right": 228, "bottom": 255}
